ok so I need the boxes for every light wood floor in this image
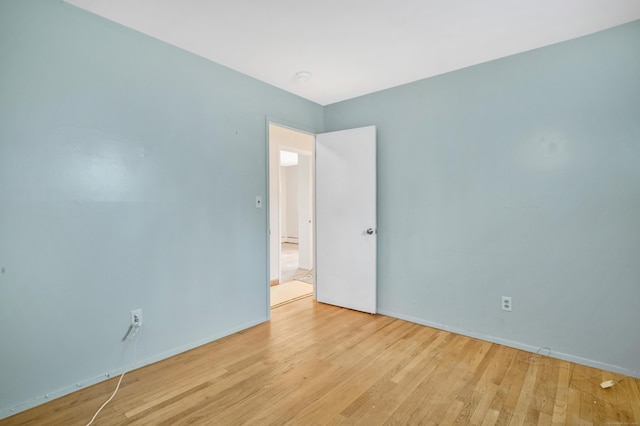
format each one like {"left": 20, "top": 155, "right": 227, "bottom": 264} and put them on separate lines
{"left": 3, "top": 298, "right": 639, "bottom": 425}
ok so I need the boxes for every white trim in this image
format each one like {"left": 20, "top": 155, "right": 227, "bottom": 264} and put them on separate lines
{"left": 267, "top": 118, "right": 318, "bottom": 309}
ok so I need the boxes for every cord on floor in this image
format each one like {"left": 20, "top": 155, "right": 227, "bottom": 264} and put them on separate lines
{"left": 86, "top": 326, "right": 141, "bottom": 426}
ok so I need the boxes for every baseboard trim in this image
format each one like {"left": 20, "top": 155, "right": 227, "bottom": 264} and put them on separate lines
{"left": 0, "top": 316, "right": 268, "bottom": 420}
{"left": 378, "top": 309, "right": 640, "bottom": 379}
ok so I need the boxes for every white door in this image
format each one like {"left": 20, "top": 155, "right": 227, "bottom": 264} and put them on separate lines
{"left": 316, "top": 126, "right": 376, "bottom": 313}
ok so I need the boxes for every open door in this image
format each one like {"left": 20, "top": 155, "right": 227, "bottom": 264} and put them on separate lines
{"left": 316, "top": 126, "right": 376, "bottom": 313}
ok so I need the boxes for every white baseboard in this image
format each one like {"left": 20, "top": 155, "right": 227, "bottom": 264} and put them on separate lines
{"left": 378, "top": 309, "right": 640, "bottom": 379}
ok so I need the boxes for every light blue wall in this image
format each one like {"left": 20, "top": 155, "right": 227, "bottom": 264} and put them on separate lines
{"left": 0, "top": 0, "right": 323, "bottom": 417}
{"left": 325, "top": 20, "right": 640, "bottom": 377}
{"left": 2, "top": 0, "right": 639, "bottom": 418}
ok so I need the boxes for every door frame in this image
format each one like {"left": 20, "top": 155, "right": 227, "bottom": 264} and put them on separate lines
{"left": 266, "top": 120, "right": 317, "bottom": 316}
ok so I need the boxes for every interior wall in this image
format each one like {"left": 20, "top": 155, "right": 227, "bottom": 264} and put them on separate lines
{"left": 324, "top": 20, "right": 640, "bottom": 377}
{"left": 279, "top": 165, "right": 287, "bottom": 241}
{"left": 282, "top": 165, "right": 299, "bottom": 242}
{"left": 297, "top": 155, "right": 313, "bottom": 270}
{"left": 0, "top": 0, "right": 323, "bottom": 418}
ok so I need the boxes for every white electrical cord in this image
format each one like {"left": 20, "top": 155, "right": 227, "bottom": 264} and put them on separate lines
{"left": 86, "top": 324, "right": 141, "bottom": 426}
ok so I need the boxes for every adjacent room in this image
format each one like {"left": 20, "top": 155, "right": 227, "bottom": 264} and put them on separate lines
{"left": 1, "top": 0, "right": 639, "bottom": 424}
{"left": 268, "top": 124, "right": 315, "bottom": 309}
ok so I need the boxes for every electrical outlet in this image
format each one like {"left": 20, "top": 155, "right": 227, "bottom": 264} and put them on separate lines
{"left": 502, "top": 296, "right": 512, "bottom": 312}
{"left": 131, "top": 309, "right": 143, "bottom": 326}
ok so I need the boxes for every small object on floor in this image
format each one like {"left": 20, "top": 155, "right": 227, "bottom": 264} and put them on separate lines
{"left": 600, "top": 380, "right": 615, "bottom": 389}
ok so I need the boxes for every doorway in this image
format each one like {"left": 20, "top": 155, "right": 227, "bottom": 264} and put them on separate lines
{"left": 268, "top": 123, "right": 314, "bottom": 308}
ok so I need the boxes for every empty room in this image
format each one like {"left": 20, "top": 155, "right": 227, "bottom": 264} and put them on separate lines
{"left": 1, "top": 0, "right": 639, "bottom": 424}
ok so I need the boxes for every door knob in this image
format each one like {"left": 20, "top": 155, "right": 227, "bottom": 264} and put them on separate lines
{"left": 366, "top": 228, "right": 375, "bottom": 235}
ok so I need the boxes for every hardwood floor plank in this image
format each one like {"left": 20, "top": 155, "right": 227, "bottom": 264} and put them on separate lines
{"left": 550, "top": 362, "right": 571, "bottom": 425}
{"left": 626, "top": 376, "right": 640, "bottom": 420}
{"left": 469, "top": 383, "right": 499, "bottom": 425}
{"left": 490, "top": 350, "right": 529, "bottom": 425}
{"left": 480, "top": 408, "right": 500, "bottom": 426}
{"left": 2, "top": 297, "right": 639, "bottom": 426}
{"left": 287, "top": 319, "right": 415, "bottom": 424}
{"left": 566, "top": 387, "right": 583, "bottom": 425}
{"left": 530, "top": 356, "right": 561, "bottom": 420}
{"left": 385, "top": 334, "right": 472, "bottom": 423}
{"left": 537, "top": 412, "right": 552, "bottom": 426}
{"left": 439, "top": 399, "right": 466, "bottom": 424}
{"left": 510, "top": 361, "right": 539, "bottom": 425}
{"left": 390, "top": 329, "right": 448, "bottom": 384}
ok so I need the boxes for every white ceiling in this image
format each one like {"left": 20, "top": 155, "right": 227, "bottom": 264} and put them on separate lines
{"left": 65, "top": 0, "right": 640, "bottom": 106}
